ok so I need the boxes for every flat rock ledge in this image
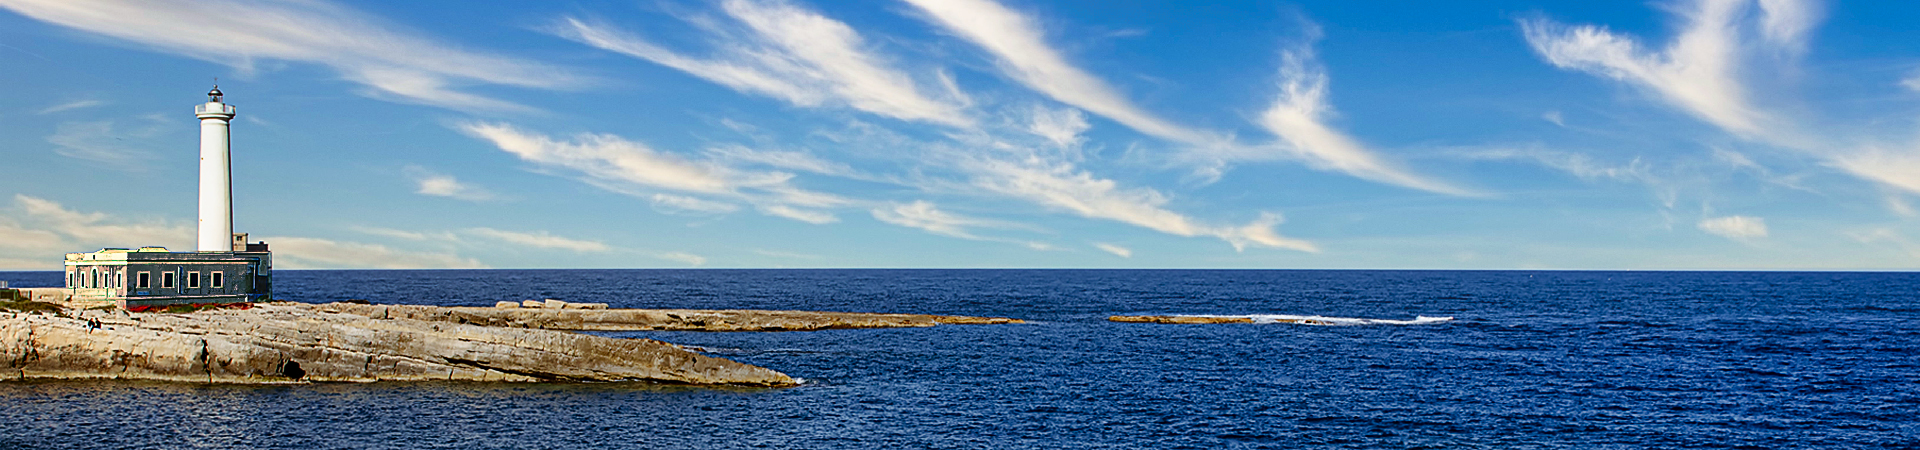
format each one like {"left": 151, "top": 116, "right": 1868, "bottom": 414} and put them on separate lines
{"left": 0, "top": 303, "right": 794, "bottom": 386}
{"left": 1109, "top": 315, "right": 1334, "bottom": 325}
{"left": 316, "top": 302, "right": 1025, "bottom": 332}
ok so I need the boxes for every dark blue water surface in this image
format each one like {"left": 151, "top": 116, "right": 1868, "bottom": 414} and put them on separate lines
{"left": 2, "top": 270, "right": 1916, "bottom": 449}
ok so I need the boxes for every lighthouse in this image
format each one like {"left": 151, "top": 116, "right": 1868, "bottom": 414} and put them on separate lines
{"left": 194, "top": 87, "right": 237, "bottom": 252}
{"left": 33, "top": 86, "right": 275, "bottom": 310}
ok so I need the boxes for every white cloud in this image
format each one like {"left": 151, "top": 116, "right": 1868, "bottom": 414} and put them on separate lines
{"left": 0, "top": 0, "right": 582, "bottom": 112}
{"left": 705, "top": 144, "right": 857, "bottom": 177}
{"left": 869, "top": 201, "right": 1055, "bottom": 250}
{"left": 0, "top": 219, "right": 66, "bottom": 253}
{"left": 1455, "top": 147, "right": 1654, "bottom": 183}
{"left": 351, "top": 226, "right": 456, "bottom": 242}
{"left": 14, "top": 194, "right": 191, "bottom": 250}
{"left": 1851, "top": 228, "right": 1920, "bottom": 259}
{"left": 870, "top": 200, "right": 1001, "bottom": 240}
{"left": 1830, "top": 147, "right": 1920, "bottom": 195}
{"left": 404, "top": 166, "right": 496, "bottom": 202}
{"left": 1698, "top": 215, "right": 1768, "bottom": 240}
{"left": 36, "top": 99, "right": 104, "bottom": 114}
{"left": 1522, "top": 1, "right": 1920, "bottom": 196}
{"left": 459, "top": 122, "right": 845, "bottom": 224}
{"left": 1756, "top": 0, "right": 1820, "bottom": 51}
{"left": 899, "top": 0, "right": 1211, "bottom": 144}
{"left": 47, "top": 120, "right": 161, "bottom": 171}
{"left": 355, "top": 225, "right": 611, "bottom": 253}
{"left": 261, "top": 236, "right": 486, "bottom": 269}
{"left": 650, "top": 193, "right": 740, "bottom": 214}
{"left": 1888, "top": 195, "right": 1917, "bottom": 218}
{"left": 961, "top": 156, "right": 1317, "bottom": 252}
{"left": 1028, "top": 105, "right": 1090, "bottom": 149}
{"left": 1543, "top": 110, "right": 1566, "bottom": 127}
{"left": 553, "top": 0, "right": 971, "bottom": 127}
{"left": 1257, "top": 42, "right": 1475, "bottom": 196}
{"left": 1094, "top": 242, "right": 1131, "bottom": 258}
{"left": 462, "top": 228, "right": 610, "bottom": 253}
{"left": 0, "top": 195, "right": 189, "bottom": 268}
{"left": 462, "top": 122, "right": 735, "bottom": 194}
{"left": 1521, "top": 0, "right": 1779, "bottom": 138}
{"left": 658, "top": 251, "right": 708, "bottom": 266}
{"left": 1904, "top": 74, "right": 1920, "bottom": 94}
{"left": 760, "top": 204, "right": 838, "bottom": 224}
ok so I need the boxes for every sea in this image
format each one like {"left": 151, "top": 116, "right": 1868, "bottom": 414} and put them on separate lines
{"left": 0, "top": 269, "right": 1915, "bottom": 449}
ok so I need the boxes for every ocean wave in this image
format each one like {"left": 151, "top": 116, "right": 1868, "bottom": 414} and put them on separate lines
{"left": 1182, "top": 314, "right": 1455, "bottom": 326}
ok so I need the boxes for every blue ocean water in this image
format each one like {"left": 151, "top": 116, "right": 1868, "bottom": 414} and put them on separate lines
{"left": 1, "top": 269, "right": 1916, "bottom": 449}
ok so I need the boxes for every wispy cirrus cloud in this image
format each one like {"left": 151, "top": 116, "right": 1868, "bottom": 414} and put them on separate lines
{"left": 46, "top": 120, "right": 162, "bottom": 171}
{"left": 1520, "top": 0, "right": 1791, "bottom": 138}
{"left": 552, "top": 0, "right": 971, "bottom": 127}
{"left": 1256, "top": 39, "right": 1477, "bottom": 196}
{"left": 458, "top": 122, "right": 843, "bottom": 224}
{"left": 0, "top": 0, "right": 583, "bottom": 112}
{"left": 870, "top": 200, "right": 1049, "bottom": 249}
{"left": 1523, "top": 0, "right": 1920, "bottom": 200}
{"left": 958, "top": 155, "right": 1316, "bottom": 252}
{"left": 36, "top": 99, "right": 105, "bottom": 114}
{"left": 903, "top": 0, "right": 1466, "bottom": 195}
{"left": 898, "top": 0, "right": 1210, "bottom": 144}
{"left": 462, "top": 228, "right": 610, "bottom": 253}
{"left": 1093, "top": 242, "right": 1132, "bottom": 258}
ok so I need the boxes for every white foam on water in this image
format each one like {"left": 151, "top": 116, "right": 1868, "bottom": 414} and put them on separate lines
{"left": 1182, "top": 314, "right": 1455, "bottom": 326}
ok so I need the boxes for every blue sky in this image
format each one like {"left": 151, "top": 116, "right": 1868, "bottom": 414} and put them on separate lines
{"left": 2, "top": 0, "right": 1919, "bottom": 270}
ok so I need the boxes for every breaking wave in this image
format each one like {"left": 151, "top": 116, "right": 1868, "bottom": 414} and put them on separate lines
{"left": 1184, "top": 314, "right": 1455, "bottom": 326}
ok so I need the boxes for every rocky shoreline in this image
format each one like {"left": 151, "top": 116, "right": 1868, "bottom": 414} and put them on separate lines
{"left": 1, "top": 302, "right": 1024, "bottom": 386}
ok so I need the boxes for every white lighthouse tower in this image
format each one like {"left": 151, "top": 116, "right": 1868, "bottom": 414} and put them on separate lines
{"left": 39, "top": 86, "right": 274, "bottom": 310}
{"left": 194, "top": 87, "right": 236, "bottom": 252}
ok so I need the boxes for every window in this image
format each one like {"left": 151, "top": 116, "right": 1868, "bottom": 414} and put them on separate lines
{"left": 137, "top": 272, "right": 151, "bottom": 289}
{"left": 162, "top": 272, "right": 175, "bottom": 289}
{"left": 212, "top": 272, "right": 224, "bottom": 289}
{"left": 90, "top": 269, "right": 98, "bottom": 288}
{"left": 187, "top": 272, "right": 201, "bottom": 289}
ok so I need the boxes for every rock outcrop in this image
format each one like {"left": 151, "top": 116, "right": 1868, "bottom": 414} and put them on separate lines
{"left": 315, "top": 303, "right": 1024, "bottom": 332}
{"left": 0, "top": 303, "right": 794, "bottom": 386}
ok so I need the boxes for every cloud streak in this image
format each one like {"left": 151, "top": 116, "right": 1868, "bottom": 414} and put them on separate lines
{"left": 899, "top": 0, "right": 1210, "bottom": 144}
{"left": 1521, "top": 0, "right": 1780, "bottom": 138}
{"left": 459, "top": 122, "right": 842, "bottom": 224}
{"left": 553, "top": 0, "right": 971, "bottom": 127}
{"left": 1523, "top": 0, "right": 1920, "bottom": 198}
{"left": 960, "top": 155, "right": 1316, "bottom": 252}
{"left": 262, "top": 236, "right": 486, "bottom": 269}
{"left": 0, "top": 0, "right": 582, "bottom": 112}
{"left": 37, "top": 99, "right": 104, "bottom": 114}
{"left": 1257, "top": 41, "right": 1476, "bottom": 195}
{"left": 462, "top": 228, "right": 610, "bottom": 253}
